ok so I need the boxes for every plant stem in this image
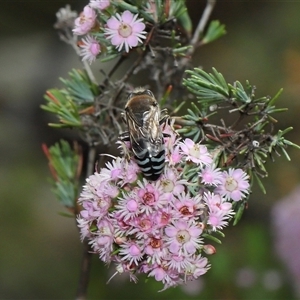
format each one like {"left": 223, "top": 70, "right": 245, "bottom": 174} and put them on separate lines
{"left": 75, "top": 146, "right": 96, "bottom": 300}
{"left": 179, "top": 0, "right": 216, "bottom": 68}
{"left": 75, "top": 239, "right": 93, "bottom": 300}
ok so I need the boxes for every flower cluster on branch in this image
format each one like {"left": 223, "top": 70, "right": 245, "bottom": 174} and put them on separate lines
{"left": 77, "top": 125, "right": 249, "bottom": 290}
{"left": 42, "top": 0, "right": 299, "bottom": 296}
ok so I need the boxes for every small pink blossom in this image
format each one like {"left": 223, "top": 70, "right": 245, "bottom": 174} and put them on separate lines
{"left": 180, "top": 138, "right": 213, "bottom": 166}
{"left": 115, "top": 193, "right": 140, "bottom": 221}
{"left": 186, "top": 255, "right": 210, "bottom": 279}
{"left": 199, "top": 164, "right": 223, "bottom": 186}
{"left": 215, "top": 168, "right": 250, "bottom": 201}
{"left": 204, "top": 192, "right": 232, "bottom": 213}
{"left": 79, "top": 35, "right": 101, "bottom": 64}
{"left": 119, "top": 241, "right": 144, "bottom": 265}
{"left": 73, "top": 5, "right": 97, "bottom": 35}
{"left": 148, "top": 264, "right": 167, "bottom": 281}
{"left": 123, "top": 160, "right": 139, "bottom": 184}
{"left": 173, "top": 193, "right": 203, "bottom": 219}
{"left": 207, "top": 210, "right": 231, "bottom": 231}
{"left": 160, "top": 168, "right": 185, "bottom": 200}
{"left": 165, "top": 220, "right": 202, "bottom": 255}
{"left": 137, "top": 180, "right": 166, "bottom": 214}
{"left": 144, "top": 237, "right": 167, "bottom": 264}
{"left": 166, "top": 253, "right": 191, "bottom": 273}
{"left": 100, "top": 157, "right": 123, "bottom": 181}
{"left": 105, "top": 10, "right": 147, "bottom": 53}
{"left": 153, "top": 208, "right": 174, "bottom": 228}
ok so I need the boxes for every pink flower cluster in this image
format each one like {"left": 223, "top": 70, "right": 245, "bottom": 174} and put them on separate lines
{"left": 72, "top": 1, "right": 147, "bottom": 63}
{"left": 77, "top": 126, "right": 250, "bottom": 290}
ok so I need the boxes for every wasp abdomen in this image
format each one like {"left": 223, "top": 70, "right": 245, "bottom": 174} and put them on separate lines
{"left": 135, "top": 149, "right": 165, "bottom": 181}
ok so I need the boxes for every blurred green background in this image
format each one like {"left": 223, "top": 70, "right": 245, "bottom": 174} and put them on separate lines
{"left": 1, "top": 0, "right": 300, "bottom": 299}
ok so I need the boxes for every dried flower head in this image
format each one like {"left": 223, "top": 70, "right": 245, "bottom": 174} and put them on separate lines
{"left": 54, "top": 5, "right": 78, "bottom": 30}
{"left": 89, "top": 0, "right": 110, "bottom": 11}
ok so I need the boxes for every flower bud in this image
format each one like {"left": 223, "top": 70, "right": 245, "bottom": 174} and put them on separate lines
{"left": 203, "top": 244, "right": 216, "bottom": 255}
{"left": 115, "top": 236, "right": 127, "bottom": 245}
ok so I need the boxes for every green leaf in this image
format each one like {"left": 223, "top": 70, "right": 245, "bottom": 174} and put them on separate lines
{"left": 60, "top": 69, "right": 99, "bottom": 104}
{"left": 42, "top": 89, "right": 82, "bottom": 128}
{"left": 268, "top": 88, "right": 283, "bottom": 107}
{"left": 202, "top": 233, "right": 222, "bottom": 244}
{"left": 43, "top": 140, "right": 82, "bottom": 209}
{"left": 233, "top": 202, "right": 246, "bottom": 225}
{"left": 202, "top": 20, "right": 226, "bottom": 44}
{"left": 176, "top": 5, "right": 192, "bottom": 34}
{"left": 183, "top": 68, "right": 230, "bottom": 103}
{"left": 253, "top": 171, "right": 266, "bottom": 195}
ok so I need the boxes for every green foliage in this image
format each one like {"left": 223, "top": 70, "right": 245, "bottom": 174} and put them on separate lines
{"left": 183, "top": 67, "right": 230, "bottom": 102}
{"left": 180, "top": 67, "right": 299, "bottom": 195}
{"left": 202, "top": 20, "right": 226, "bottom": 44}
{"left": 60, "top": 69, "right": 99, "bottom": 104}
{"left": 41, "top": 69, "right": 99, "bottom": 128}
{"left": 41, "top": 89, "right": 82, "bottom": 128}
{"left": 43, "top": 140, "right": 82, "bottom": 210}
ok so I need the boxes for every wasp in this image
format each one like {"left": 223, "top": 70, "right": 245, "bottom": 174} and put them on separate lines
{"left": 120, "top": 88, "right": 169, "bottom": 181}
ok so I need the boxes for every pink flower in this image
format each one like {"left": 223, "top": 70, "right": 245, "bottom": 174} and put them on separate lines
{"left": 159, "top": 168, "right": 185, "bottom": 200}
{"left": 115, "top": 193, "right": 140, "bottom": 221}
{"left": 204, "top": 192, "right": 232, "bottom": 214}
{"left": 180, "top": 138, "right": 213, "bottom": 166}
{"left": 173, "top": 193, "right": 203, "bottom": 220}
{"left": 73, "top": 5, "right": 97, "bottom": 35}
{"left": 144, "top": 237, "right": 167, "bottom": 264}
{"left": 148, "top": 264, "right": 167, "bottom": 281}
{"left": 215, "top": 168, "right": 250, "bottom": 201}
{"left": 100, "top": 157, "right": 124, "bottom": 181}
{"left": 77, "top": 218, "right": 91, "bottom": 240}
{"left": 186, "top": 255, "right": 210, "bottom": 279}
{"left": 79, "top": 35, "right": 101, "bottom": 64}
{"left": 207, "top": 210, "right": 231, "bottom": 231}
{"left": 199, "top": 164, "right": 223, "bottom": 186}
{"left": 137, "top": 179, "right": 166, "bottom": 214}
{"left": 89, "top": 218, "right": 114, "bottom": 262}
{"left": 119, "top": 241, "right": 144, "bottom": 265}
{"left": 123, "top": 160, "right": 139, "bottom": 184}
{"left": 89, "top": 0, "right": 110, "bottom": 10}
{"left": 166, "top": 253, "right": 191, "bottom": 273}
{"left": 165, "top": 220, "right": 202, "bottom": 255}
{"left": 105, "top": 10, "right": 147, "bottom": 53}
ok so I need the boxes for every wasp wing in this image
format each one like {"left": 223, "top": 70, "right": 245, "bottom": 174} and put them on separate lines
{"left": 125, "top": 110, "right": 163, "bottom": 158}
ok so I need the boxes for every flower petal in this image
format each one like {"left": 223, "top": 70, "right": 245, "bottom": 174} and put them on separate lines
{"left": 121, "top": 10, "right": 134, "bottom": 23}
{"left": 127, "top": 35, "right": 138, "bottom": 47}
{"left": 107, "top": 17, "right": 120, "bottom": 30}
{"left": 111, "top": 35, "right": 124, "bottom": 46}
{"left": 132, "top": 22, "right": 145, "bottom": 32}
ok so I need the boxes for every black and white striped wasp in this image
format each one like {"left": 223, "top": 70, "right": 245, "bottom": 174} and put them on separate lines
{"left": 120, "top": 88, "right": 169, "bottom": 181}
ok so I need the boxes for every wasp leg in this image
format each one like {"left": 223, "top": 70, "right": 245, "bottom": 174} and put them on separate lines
{"left": 119, "top": 131, "right": 130, "bottom": 142}
{"left": 118, "top": 132, "right": 131, "bottom": 160}
{"left": 121, "top": 112, "right": 127, "bottom": 125}
{"left": 159, "top": 115, "right": 169, "bottom": 125}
